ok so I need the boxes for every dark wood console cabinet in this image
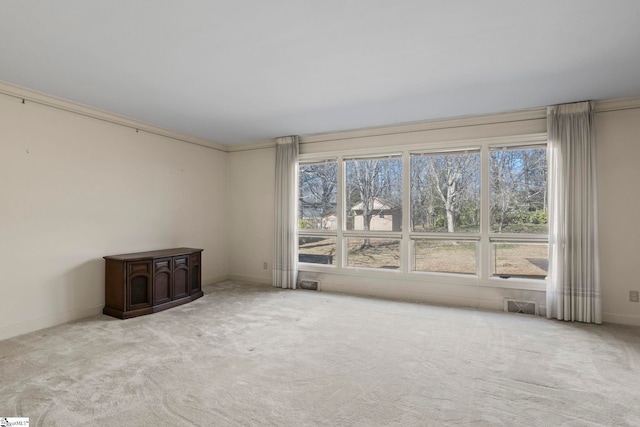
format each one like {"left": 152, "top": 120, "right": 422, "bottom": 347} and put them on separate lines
{"left": 103, "top": 247, "right": 203, "bottom": 319}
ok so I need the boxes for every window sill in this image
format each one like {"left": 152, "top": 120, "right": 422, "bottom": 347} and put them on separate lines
{"left": 298, "top": 263, "right": 547, "bottom": 292}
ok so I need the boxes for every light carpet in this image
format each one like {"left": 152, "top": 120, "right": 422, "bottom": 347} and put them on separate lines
{"left": 1, "top": 280, "right": 639, "bottom": 426}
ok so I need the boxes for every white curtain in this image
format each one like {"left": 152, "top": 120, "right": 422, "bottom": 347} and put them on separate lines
{"left": 273, "top": 135, "right": 299, "bottom": 289}
{"left": 547, "top": 101, "right": 601, "bottom": 323}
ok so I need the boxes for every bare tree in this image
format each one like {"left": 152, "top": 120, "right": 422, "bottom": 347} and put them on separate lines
{"left": 411, "top": 156, "right": 436, "bottom": 230}
{"left": 427, "top": 153, "right": 479, "bottom": 233}
{"left": 346, "top": 158, "right": 402, "bottom": 248}
{"left": 490, "top": 147, "right": 548, "bottom": 233}
{"left": 490, "top": 150, "right": 518, "bottom": 232}
{"left": 299, "top": 162, "right": 337, "bottom": 229}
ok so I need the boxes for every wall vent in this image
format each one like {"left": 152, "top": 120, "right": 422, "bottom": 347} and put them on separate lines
{"left": 299, "top": 280, "right": 319, "bottom": 291}
{"left": 504, "top": 299, "right": 538, "bottom": 315}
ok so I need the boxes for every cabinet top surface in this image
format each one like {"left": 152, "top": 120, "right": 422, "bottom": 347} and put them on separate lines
{"left": 104, "top": 247, "right": 203, "bottom": 261}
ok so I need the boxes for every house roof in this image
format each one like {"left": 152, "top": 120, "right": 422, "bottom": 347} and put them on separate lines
{"left": 351, "top": 198, "right": 394, "bottom": 212}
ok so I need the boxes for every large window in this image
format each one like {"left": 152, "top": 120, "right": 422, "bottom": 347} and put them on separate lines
{"left": 297, "top": 138, "right": 548, "bottom": 287}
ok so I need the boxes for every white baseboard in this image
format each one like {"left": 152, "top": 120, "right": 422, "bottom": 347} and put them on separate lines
{"left": 227, "top": 274, "right": 272, "bottom": 286}
{"left": 203, "top": 275, "right": 232, "bottom": 286}
{"left": 602, "top": 312, "right": 640, "bottom": 327}
{"left": 0, "top": 304, "right": 104, "bottom": 342}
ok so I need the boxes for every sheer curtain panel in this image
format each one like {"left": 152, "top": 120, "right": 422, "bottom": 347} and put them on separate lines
{"left": 547, "top": 101, "right": 601, "bottom": 323}
{"left": 273, "top": 136, "right": 299, "bottom": 289}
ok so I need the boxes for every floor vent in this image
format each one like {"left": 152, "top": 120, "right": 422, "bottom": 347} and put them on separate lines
{"left": 299, "top": 280, "right": 319, "bottom": 291}
{"left": 504, "top": 299, "right": 538, "bottom": 315}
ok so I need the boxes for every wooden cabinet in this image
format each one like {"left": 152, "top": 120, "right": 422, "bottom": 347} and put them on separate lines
{"left": 104, "top": 248, "right": 203, "bottom": 319}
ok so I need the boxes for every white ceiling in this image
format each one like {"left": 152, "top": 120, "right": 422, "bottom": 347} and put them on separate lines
{"left": 2, "top": 1, "right": 640, "bottom": 146}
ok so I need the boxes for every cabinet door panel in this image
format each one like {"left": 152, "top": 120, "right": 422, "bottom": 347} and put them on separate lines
{"left": 190, "top": 253, "right": 202, "bottom": 295}
{"left": 153, "top": 258, "right": 172, "bottom": 304}
{"left": 127, "top": 261, "right": 152, "bottom": 310}
{"left": 173, "top": 256, "right": 189, "bottom": 299}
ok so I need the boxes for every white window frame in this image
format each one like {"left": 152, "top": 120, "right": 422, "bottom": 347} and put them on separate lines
{"left": 297, "top": 159, "right": 339, "bottom": 268}
{"left": 297, "top": 134, "right": 548, "bottom": 291}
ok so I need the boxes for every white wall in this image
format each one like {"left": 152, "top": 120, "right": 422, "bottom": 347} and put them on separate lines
{"left": 596, "top": 107, "right": 640, "bottom": 325}
{"left": 226, "top": 146, "right": 276, "bottom": 284}
{"left": 2, "top": 84, "right": 638, "bottom": 341}
{"left": 0, "top": 93, "right": 228, "bottom": 340}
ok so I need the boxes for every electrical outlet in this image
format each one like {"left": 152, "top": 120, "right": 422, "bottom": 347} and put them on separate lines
{"left": 630, "top": 291, "right": 639, "bottom": 303}
{"left": 263, "top": 262, "right": 268, "bottom": 269}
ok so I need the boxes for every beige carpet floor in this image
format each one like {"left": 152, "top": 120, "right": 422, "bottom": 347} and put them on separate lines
{"left": 1, "top": 280, "right": 640, "bottom": 426}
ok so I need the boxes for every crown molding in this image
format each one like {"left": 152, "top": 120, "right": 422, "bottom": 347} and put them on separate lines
{"left": 595, "top": 96, "right": 640, "bottom": 113}
{"left": 303, "top": 96, "right": 640, "bottom": 144}
{"left": 5, "top": 77, "right": 637, "bottom": 154}
{"left": 0, "top": 80, "right": 227, "bottom": 152}
{"left": 226, "top": 138, "right": 276, "bottom": 152}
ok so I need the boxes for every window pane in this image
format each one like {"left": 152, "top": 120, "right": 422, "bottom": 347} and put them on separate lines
{"left": 413, "top": 240, "right": 477, "bottom": 275}
{"left": 492, "top": 242, "right": 548, "bottom": 279}
{"left": 411, "top": 151, "right": 480, "bottom": 232}
{"left": 490, "top": 146, "right": 548, "bottom": 234}
{"left": 298, "top": 236, "right": 336, "bottom": 265}
{"left": 345, "top": 157, "right": 402, "bottom": 231}
{"left": 346, "top": 238, "right": 400, "bottom": 269}
{"left": 298, "top": 161, "right": 337, "bottom": 230}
